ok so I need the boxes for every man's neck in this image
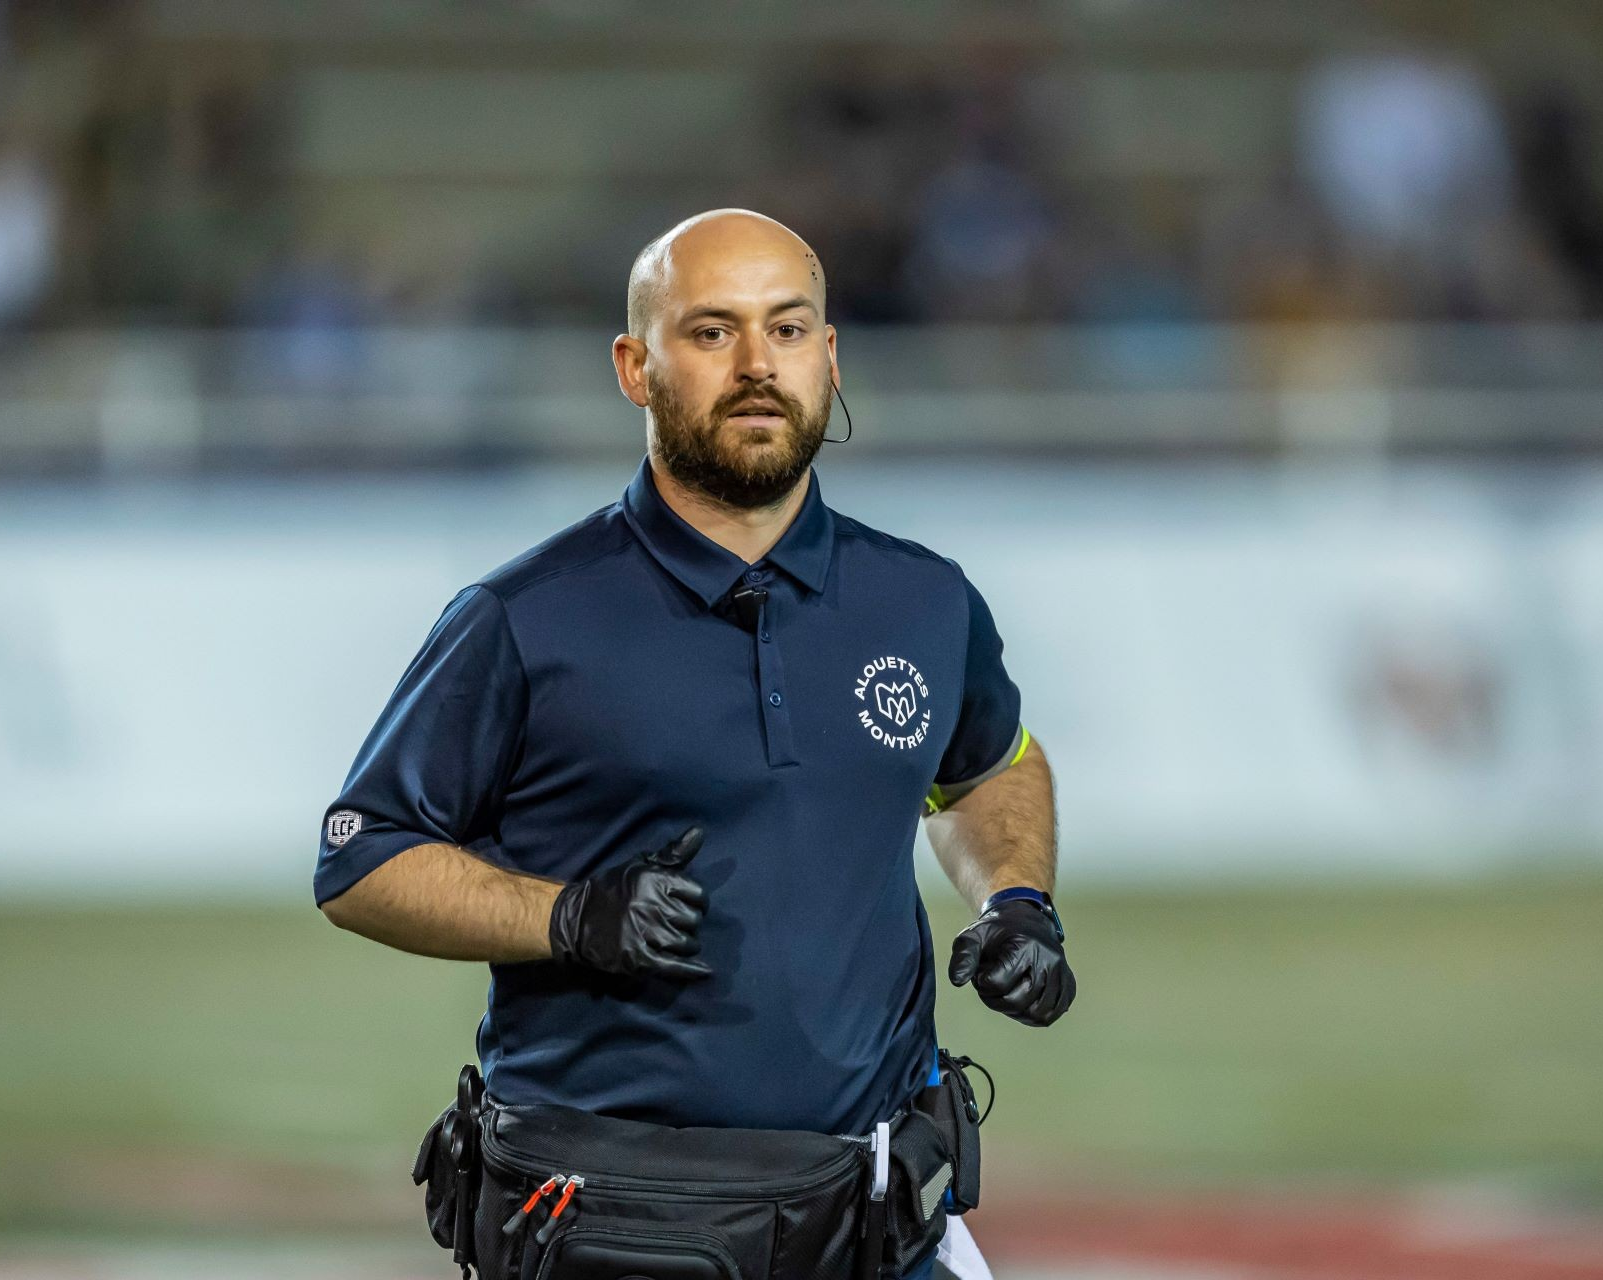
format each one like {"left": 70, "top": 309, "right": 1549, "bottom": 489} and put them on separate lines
{"left": 648, "top": 455, "right": 809, "bottom": 566}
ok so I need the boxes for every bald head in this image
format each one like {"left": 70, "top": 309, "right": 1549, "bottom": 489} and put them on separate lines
{"left": 626, "top": 208, "right": 826, "bottom": 340}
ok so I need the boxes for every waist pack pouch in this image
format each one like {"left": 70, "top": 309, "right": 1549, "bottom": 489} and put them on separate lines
{"left": 912, "top": 1048, "right": 983, "bottom": 1212}
{"left": 413, "top": 1066, "right": 488, "bottom": 1276}
{"left": 879, "top": 1110, "right": 953, "bottom": 1277}
{"left": 412, "top": 1103, "right": 460, "bottom": 1250}
{"left": 475, "top": 1095, "right": 876, "bottom": 1280}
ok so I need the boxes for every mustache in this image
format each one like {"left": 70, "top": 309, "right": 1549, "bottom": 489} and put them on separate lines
{"left": 717, "top": 388, "right": 802, "bottom": 420}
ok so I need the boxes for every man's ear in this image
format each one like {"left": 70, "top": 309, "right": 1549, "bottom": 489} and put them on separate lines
{"left": 826, "top": 324, "right": 839, "bottom": 391}
{"left": 613, "top": 334, "right": 649, "bottom": 408}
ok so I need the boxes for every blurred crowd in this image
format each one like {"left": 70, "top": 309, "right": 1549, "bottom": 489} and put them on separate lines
{"left": 791, "top": 56, "right": 1603, "bottom": 328}
{"left": 2, "top": 2, "right": 1602, "bottom": 334}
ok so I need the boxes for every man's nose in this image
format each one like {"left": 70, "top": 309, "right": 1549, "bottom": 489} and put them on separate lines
{"left": 733, "top": 330, "right": 777, "bottom": 381}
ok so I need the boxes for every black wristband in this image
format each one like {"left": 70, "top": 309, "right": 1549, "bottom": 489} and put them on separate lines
{"left": 980, "top": 887, "right": 1064, "bottom": 943}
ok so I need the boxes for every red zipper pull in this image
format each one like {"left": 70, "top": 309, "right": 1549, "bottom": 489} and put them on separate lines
{"left": 500, "top": 1174, "right": 565, "bottom": 1237}
{"left": 533, "top": 1174, "right": 583, "bottom": 1246}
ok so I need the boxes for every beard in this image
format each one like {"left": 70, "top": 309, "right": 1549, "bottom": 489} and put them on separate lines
{"left": 647, "top": 366, "right": 833, "bottom": 510}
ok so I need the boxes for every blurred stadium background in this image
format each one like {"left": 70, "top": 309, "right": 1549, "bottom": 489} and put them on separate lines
{"left": 3, "top": 1, "right": 1603, "bottom": 1277}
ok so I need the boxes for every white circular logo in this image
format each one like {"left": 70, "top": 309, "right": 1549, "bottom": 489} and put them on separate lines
{"left": 326, "top": 810, "right": 363, "bottom": 848}
{"left": 854, "top": 655, "right": 933, "bottom": 750}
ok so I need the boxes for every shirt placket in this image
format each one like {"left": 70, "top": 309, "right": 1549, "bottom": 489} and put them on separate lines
{"left": 745, "top": 566, "right": 798, "bottom": 768}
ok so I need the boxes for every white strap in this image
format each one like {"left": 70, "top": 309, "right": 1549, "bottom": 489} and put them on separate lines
{"left": 870, "top": 1120, "right": 890, "bottom": 1201}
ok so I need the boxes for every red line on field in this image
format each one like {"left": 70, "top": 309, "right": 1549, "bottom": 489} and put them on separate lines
{"left": 965, "top": 1191, "right": 1603, "bottom": 1280}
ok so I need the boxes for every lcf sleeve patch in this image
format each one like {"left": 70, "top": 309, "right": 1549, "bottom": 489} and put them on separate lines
{"left": 313, "top": 584, "right": 528, "bottom": 908}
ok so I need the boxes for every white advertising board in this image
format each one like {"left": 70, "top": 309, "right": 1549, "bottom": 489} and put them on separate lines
{"left": 2, "top": 461, "right": 1600, "bottom": 893}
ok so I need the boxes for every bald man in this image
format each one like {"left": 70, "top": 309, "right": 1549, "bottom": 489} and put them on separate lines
{"left": 615, "top": 209, "right": 840, "bottom": 547}
{"left": 315, "top": 209, "right": 1073, "bottom": 1280}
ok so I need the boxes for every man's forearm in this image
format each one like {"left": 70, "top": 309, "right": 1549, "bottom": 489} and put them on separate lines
{"left": 319, "top": 841, "right": 563, "bottom": 963}
{"left": 925, "top": 737, "right": 1057, "bottom": 914}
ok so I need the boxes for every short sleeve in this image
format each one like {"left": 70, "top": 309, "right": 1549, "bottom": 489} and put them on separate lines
{"left": 313, "top": 584, "right": 528, "bottom": 908}
{"left": 932, "top": 562, "right": 1024, "bottom": 798}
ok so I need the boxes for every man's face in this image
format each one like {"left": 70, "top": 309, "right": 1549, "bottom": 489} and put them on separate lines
{"left": 640, "top": 232, "right": 837, "bottom": 510}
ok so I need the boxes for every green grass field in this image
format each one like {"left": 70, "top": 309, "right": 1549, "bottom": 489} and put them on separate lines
{"left": 3, "top": 873, "right": 1600, "bottom": 1236}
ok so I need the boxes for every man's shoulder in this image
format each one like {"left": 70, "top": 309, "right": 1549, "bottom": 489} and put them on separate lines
{"left": 832, "top": 510, "right": 961, "bottom": 578}
{"left": 475, "top": 500, "right": 637, "bottom": 604}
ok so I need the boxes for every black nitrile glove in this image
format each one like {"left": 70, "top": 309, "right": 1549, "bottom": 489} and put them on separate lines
{"left": 547, "top": 825, "right": 712, "bottom": 980}
{"left": 949, "top": 899, "right": 1075, "bottom": 1026}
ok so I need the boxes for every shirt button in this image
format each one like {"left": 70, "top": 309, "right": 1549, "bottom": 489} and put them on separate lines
{"left": 759, "top": 629, "right": 771, "bottom": 643}
{"left": 768, "top": 691, "right": 783, "bottom": 706}
{"left": 745, "top": 567, "right": 765, "bottom": 583}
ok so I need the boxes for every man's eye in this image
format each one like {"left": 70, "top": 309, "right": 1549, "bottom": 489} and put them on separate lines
{"left": 697, "top": 327, "right": 725, "bottom": 341}
{"left": 776, "top": 324, "right": 802, "bottom": 338}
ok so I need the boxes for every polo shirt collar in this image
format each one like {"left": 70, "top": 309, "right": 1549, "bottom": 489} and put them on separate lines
{"left": 622, "top": 454, "right": 835, "bottom": 607}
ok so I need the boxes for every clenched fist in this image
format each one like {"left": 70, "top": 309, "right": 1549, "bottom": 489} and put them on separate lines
{"left": 949, "top": 896, "right": 1075, "bottom": 1027}
{"left": 547, "top": 825, "right": 712, "bottom": 981}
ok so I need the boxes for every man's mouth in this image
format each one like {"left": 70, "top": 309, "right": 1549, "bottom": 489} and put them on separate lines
{"left": 725, "top": 402, "right": 788, "bottom": 427}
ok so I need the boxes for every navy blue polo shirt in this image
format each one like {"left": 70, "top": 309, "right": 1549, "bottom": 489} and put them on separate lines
{"left": 315, "top": 453, "right": 1023, "bottom": 1135}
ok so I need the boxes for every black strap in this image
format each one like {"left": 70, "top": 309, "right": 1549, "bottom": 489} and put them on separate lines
{"left": 446, "top": 1064, "right": 486, "bottom": 1273}
{"left": 855, "top": 1187, "right": 888, "bottom": 1280}
{"left": 949, "top": 1053, "right": 995, "bottom": 1125}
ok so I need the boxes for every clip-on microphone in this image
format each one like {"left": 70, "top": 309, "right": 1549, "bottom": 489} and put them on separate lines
{"left": 728, "top": 584, "right": 768, "bottom": 633}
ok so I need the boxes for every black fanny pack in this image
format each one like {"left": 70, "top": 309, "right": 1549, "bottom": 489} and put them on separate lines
{"left": 413, "top": 1057, "right": 987, "bottom": 1280}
